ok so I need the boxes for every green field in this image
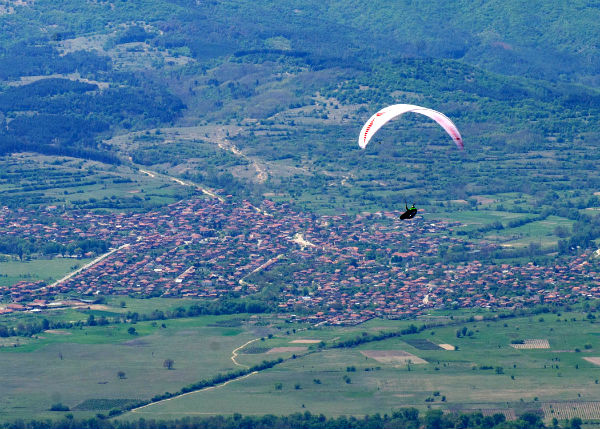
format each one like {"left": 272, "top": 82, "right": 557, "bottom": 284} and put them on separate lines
{"left": 0, "top": 154, "right": 188, "bottom": 210}
{"left": 434, "top": 210, "right": 575, "bottom": 248}
{"left": 0, "top": 313, "right": 263, "bottom": 421}
{"left": 1, "top": 307, "right": 599, "bottom": 423}
{"left": 121, "top": 312, "right": 600, "bottom": 420}
{"left": 0, "top": 257, "right": 93, "bottom": 286}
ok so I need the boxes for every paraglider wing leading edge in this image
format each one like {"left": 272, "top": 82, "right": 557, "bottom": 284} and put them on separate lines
{"left": 358, "top": 104, "right": 463, "bottom": 150}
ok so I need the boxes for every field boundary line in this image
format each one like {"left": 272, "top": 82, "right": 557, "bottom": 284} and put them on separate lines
{"left": 135, "top": 166, "right": 225, "bottom": 202}
{"left": 231, "top": 338, "right": 261, "bottom": 368}
{"left": 130, "top": 371, "right": 259, "bottom": 413}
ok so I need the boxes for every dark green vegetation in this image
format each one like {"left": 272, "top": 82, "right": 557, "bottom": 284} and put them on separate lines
{"left": 0, "top": 409, "right": 564, "bottom": 429}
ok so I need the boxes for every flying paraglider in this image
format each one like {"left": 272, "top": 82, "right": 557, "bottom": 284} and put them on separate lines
{"left": 358, "top": 104, "right": 463, "bottom": 150}
{"left": 400, "top": 203, "right": 417, "bottom": 220}
{"left": 358, "top": 104, "right": 464, "bottom": 221}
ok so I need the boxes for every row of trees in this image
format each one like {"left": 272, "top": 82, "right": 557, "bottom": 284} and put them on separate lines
{"left": 0, "top": 237, "right": 109, "bottom": 261}
{"left": 98, "top": 358, "right": 286, "bottom": 418}
{"left": 0, "top": 298, "right": 274, "bottom": 338}
{"left": 3, "top": 409, "right": 584, "bottom": 428}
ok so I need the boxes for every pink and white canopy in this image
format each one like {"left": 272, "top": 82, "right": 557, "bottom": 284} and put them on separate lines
{"left": 358, "top": 104, "right": 464, "bottom": 150}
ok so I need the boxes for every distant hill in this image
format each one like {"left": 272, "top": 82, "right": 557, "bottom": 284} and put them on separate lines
{"left": 2, "top": 0, "right": 600, "bottom": 82}
{"left": 1, "top": 0, "right": 600, "bottom": 230}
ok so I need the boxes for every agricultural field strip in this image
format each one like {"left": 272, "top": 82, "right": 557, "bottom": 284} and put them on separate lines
{"left": 510, "top": 339, "right": 550, "bottom": 349}
{"left": 1, "top": 308, "right": 596, "bottom": 420}
{"left": 542, "top": 402, "right": 600, "bottom": 420}
{"left": 359, "top": 349, "right": 427, "bottom": 364}
{"left": 119, "top": 310, "right": 600, "bottom": 420}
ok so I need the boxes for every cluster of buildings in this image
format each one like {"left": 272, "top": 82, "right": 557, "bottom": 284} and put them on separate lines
{"left": 1, "top": 198, "right": 599, "bottom": 324}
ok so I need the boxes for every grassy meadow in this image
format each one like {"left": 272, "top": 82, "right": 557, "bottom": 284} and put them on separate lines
{"left": 0, "top": 257, "right": 92, "bottom": 286}
{"left": 0, "top": 153, "right": 188, "bottom": 210}
{"left": 122, "top": 311, "right": 600, "bottom": 421}
{"left": 1, "top": 303, "right": 598, "bottom": 423}
{"left": 0, "top": 313, "right": 264, "bottom": 421}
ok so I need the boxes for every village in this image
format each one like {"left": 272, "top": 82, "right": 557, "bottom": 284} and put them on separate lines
{"left": 1, "top": 196, "right": 600, "bottom": 325}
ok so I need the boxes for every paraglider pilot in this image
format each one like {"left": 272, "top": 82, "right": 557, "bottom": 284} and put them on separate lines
{"left": 400, "top": 203, "right": 417, "bottom": 220}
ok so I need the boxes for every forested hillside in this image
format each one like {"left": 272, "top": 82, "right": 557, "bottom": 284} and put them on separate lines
{"left": 3, "top": 0, "right": 599, "bottom": 80}
{"left": 1, "top": 0, "right": 600, "bottom": 253}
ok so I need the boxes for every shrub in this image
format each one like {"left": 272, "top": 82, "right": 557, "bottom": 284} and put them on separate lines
{"left": 50, "top": 403, "right": 69, "bottom": 411}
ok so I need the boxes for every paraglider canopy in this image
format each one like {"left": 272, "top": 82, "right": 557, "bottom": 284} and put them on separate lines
{"left": 358, "top": 104, "right": 463, "bottom": 150}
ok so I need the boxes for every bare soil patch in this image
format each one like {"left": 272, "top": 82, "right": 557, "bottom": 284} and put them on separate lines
{"left": 266, "top": 346, "right": 307, "bottom": 354}
{"left": 584, "top": 357, "right": 600, "bottom": 366}
{"left": 45, "top": 329, "right": 71, "bottom": 335}
{"left": 439, "top": 344, "right": 456, "bottom": 351}
{"left": 88, "top": 304, "right": 112, "bottom": 311}
{"left": 360, "top": 350, "right": 427, "bottom": 364}
{"left": 290, "top": 339, "right": 321, "bottom": 344}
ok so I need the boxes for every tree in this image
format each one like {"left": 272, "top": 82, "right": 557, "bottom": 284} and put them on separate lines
{"left": 163, "top": 359, "right": 174, "bottom": 370}
{"left": 87, "top": 314, "right": 96, "bottom": 326}
{"left": 423, "top": 410, "right": 444, "bottom": 429}
{"left": 570, "top": 417, "right": 582, "bottom": 429}
{"left": 127, "top": 327, "right": 137, "bottom": 335}
{"left": 117, "top": 371, "right": 126, "bottom": 379}
{"left": 519, "top": 412, "right": 545, "bottom": 428}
